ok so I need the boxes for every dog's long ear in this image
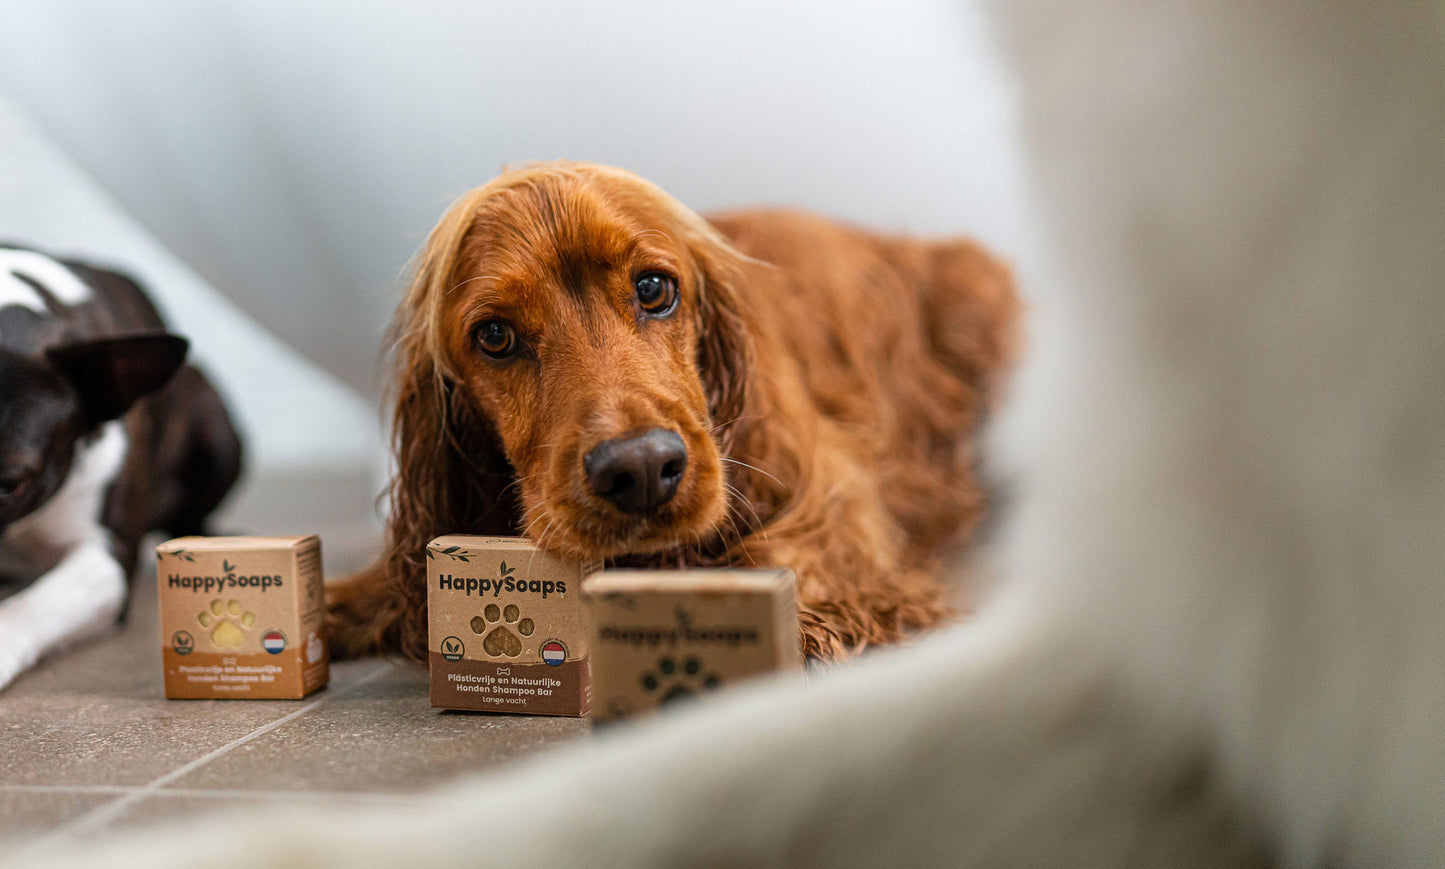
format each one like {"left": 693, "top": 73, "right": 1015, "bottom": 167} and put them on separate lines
{"left": 382, "top": 225, "right": 521, "bottom": 660}
{"left": 384, "top": 354, "right": 521, "bottom": 660}
{"left": 46, "top": 332, "right": 188, "bottom": 426}
{"left": 688, "top": 225, "right": 755, "bottom": 455}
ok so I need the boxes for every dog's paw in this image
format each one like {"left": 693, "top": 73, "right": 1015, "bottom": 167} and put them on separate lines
{"left": 640, "top": 655, "right": 721, "bottom": 705}
{"left": 197, "top": 599, "right": 256, "bottom": 649}
{"left": 470, "top": 603, "right": 534, "bottom": 658}
{"left": 798, "top": 608, "right": 851, "bottom": 662}
{"left": 0, "top": 641, "right": 37, "bottom": 692}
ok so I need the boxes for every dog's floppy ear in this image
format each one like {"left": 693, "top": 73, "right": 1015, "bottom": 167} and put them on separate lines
{"left": 384, "top": 357, "right": 520, "bottom": 659}
{"left": 688, "top": 226, "right": 755, "bottom": 454}
{"left": 382, "top": 329, "right": 520, "bottom": 662}
{"left": 45, "top": 332, "right": 188, "bottom": 426}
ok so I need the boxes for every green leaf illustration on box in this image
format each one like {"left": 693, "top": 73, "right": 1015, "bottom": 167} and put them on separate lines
{"left": 435, "top": 545, "right": 471, "bottom": 563}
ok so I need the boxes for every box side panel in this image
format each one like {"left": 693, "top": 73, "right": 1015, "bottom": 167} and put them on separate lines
{"left": 295, "top": 539, "right": 330, "bottom": 692}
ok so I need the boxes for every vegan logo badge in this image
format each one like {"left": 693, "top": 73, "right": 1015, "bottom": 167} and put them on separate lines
{"left": 262, "top": 630, "right": 287, "bottom": 654}
{"left": 440, "top": 636, "right": 465, "bottom": 662}
{"left": 172, "top": 630, "right": 194, "bottom": 655}
{"left": 541, "top": 639, "right": 568, "bottom": 666}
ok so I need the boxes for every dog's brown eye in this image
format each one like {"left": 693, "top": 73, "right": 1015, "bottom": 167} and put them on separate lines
{"left": 474, "top": 320, "right": 517, "bottom": 358}
{"left": 0, "top": 476, "right": 24, "bottom": 499}
{"left": 634, "top": 272, "right": 678, "bottom": 316}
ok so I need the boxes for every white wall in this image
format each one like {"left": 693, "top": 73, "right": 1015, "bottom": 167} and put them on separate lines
{"left": 0, "top": 0, "right": 1030, "bottom": 395}
{"left": 0, "top": 91, "right": 383, "bottom": 476}
{"left": 0, "top": 91, "right": 387, "bottom": 548}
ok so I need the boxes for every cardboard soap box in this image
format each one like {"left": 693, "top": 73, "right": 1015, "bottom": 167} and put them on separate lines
{"left": 156, "top": 535, "right": 329, "bottom": 699}
{"left": 427, "top": 535, "right": 600, "bottom": 716}
{"left": 584, "top": 568, "right": 801, "bottom": 722}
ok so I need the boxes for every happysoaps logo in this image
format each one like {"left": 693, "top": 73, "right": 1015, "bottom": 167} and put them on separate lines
{"left": 434, "top": 559, "right": 567, "bottom": 599}
{"left": 163, "top": 551, "right": 284, "bottom": 594}
{"left": 599, "top": 606, "right": 759, "bottom": 649}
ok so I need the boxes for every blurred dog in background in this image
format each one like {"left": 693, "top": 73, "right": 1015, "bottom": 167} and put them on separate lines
{"left": 0, "top": 246, "right": 240, "bottom": 690}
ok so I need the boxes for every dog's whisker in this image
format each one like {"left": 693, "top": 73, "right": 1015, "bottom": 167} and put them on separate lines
{"left": 536, "top": 517, "right": 558, "bottom": 553}
{"left": 497, "top": 470, "right": 538, "bottom": 502}
{"left": 709, "top": 414, "right": 763, "bottom": 434}
{"left": 720, "top": 505, "right": 747, "bottom": 554}
{"left": 723, "top": 482, "right": 763, "bottom": 534}
{"left": 721, "top": 457, "right": 784, "bottom": 489}
{"left": 520, "top": 508, "right": 551, "bottom": 543}
{"left": 705, "top": 499, "right": 737, "bottom": 545}
{"left": 524, "top": 520, "right": 552, "bottom": 574}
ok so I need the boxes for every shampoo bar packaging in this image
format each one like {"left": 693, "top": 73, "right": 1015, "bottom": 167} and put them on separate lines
{"left": 427, "top": 535, "right": 600, "bottom": 716}
{"left": 156, "top": 535, "right": 329, "bottom": 699}
{"left": 584, "top": 568, "right": 801, "bottom": 722}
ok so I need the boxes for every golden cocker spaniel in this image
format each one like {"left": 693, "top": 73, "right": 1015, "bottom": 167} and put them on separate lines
{"left": 328, "top": 161, "right": 1019, "bottom": 660}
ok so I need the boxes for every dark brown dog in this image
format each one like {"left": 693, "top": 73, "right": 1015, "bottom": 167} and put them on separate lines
{"left": 328, "top": 162, "right": 1018, "bottom": 660}
{"left": 0, "top": 244, "right": 242, "bottom": 688}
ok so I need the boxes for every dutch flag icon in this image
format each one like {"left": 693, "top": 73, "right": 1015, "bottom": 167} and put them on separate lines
{"left": 541, "top": 641, "right": 567, "bottom": 666}
{"left": 262, "top": 630, "right": 286, "bottom": 654}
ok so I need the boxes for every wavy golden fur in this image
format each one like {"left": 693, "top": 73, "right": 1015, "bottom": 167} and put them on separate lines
{"left": 327, "top": 161, "right": 1019, "bottom": 660}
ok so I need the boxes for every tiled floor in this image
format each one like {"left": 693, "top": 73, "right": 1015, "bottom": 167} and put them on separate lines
{"left": 0, "top": 474, "right": 589, "bottom": 856}
{"left": 0, "top": 581, "right": 589, "bottom": 855}
{"left": 0, "top": 467, "right": 984, "bottom": 858}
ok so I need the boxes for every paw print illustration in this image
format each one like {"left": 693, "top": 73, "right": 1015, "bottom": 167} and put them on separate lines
{"left": 470, "top": 604, "right": 535, "bottom": 658}
{"left": 641, "top": 656, "right": 720, "bottom": 705}
{"left": 197, "top": 598, "right": 256, "bottom": 649}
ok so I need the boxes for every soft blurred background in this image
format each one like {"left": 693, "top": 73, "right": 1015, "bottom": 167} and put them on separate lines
{"left": 0, "top": 0, "right": 1030, "bottom": 569}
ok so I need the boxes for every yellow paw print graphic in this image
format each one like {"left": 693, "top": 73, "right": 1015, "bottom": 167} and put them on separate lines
{"left": 197, "top": 599, "right": 256, "bottom": 649}
{"left": 470, "top": 604, "right": 534, "bottom": 657}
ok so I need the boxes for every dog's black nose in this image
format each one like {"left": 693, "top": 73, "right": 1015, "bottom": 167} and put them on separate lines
{"left": 584, "top": 429, "right": 688, "bottom": 515}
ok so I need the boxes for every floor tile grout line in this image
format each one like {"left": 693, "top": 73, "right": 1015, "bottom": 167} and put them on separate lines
{"left": 19, "top": 660, "right": 394, "bottom": 856}
{"left": 144, "top": 661, "right": 394, "bottom": 792}
{"left": 0, "top": 783, "right": 437, "bottom": 804}
{"left": 0, "top": 785, "right": 134, "bottom": 795}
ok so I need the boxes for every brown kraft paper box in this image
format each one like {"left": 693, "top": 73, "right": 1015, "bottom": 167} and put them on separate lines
{"left": 156, "top": 535, "right": 329, "bottom": 699}
{"left": 584, "top": 568, "right": 801, "bottom": 722}
{"left": 428, "top": 535, "right": 600, "bottom": 716}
